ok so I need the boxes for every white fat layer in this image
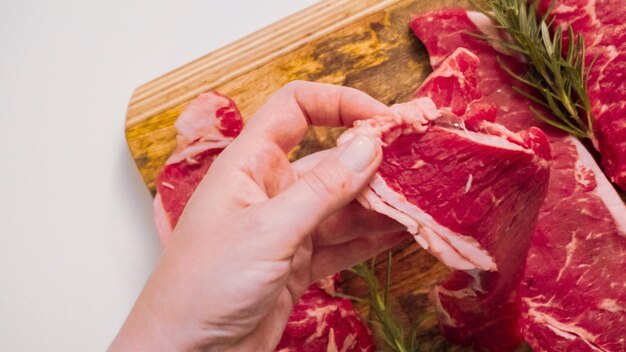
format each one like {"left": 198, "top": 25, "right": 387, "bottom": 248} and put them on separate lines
{"left": 584, "top": 0, "right": 601, "bottom": 47}
{"left": 437, "top": 285, "right": 478, "bottom": 299}
{"left": 429, "top": 269, "right": 486, "bottom": 306}
{"left": 337, "top": 97, "right": 439, "bottom": 147}
{"left": 466, "top": 268, "right": 486, "bottom": 293}
{"left": 466, "top": 11, "right": 516, "bottom": 56}
{"left": 161, "top": 181, "right": 175, "bottom": 190}
{"left": 598, "top": 299, "right": 624, "bottom": 313}
{"left": 546, "top": 325, "right": 579, "bottom": 341}
{"left": 412, "top": 159, "right": 426, "bottom": 169}
{"left": 359, "top": 179, "right": 475, "bottom": 270}
{"left": 326, "top": 328, "right": 338, "bottom": 352}
{"left": 342, "top": 334, "right": 358, "bottom": 352}
{"left": 174, "top": 92, "right": 232, "bottom": 144}
{"left": 361, "top": 174, "right": 497, "bottom": 272}
{"left": 306, "top": 307, "right": 360, "bottom": 352}
{"left": 477, "top": 120, "right": 526, "bottom": 144}
{"left": 306, "top": 305, "right": 337, "bottom": 343}
{"left": 414, "top": 235, "right": 429, "bottom": 249}
{"left": 465, "top": 174, "right": 473, "bottom": 193}
{"left": 316, "top": 275, "right": 337, "bottom": 295}
{"left": 556, "top": 234, "right": 578, "bottom": 282}
{"left": 370, "top": 174, "right": 497, "bottom": 271}
{"left": 443, "top": 127, "right": 527, "bottom": 151}
{"left": 418, "top": 226, "right": 477, "bottom": 271}
{"left": 166, "top": 140, "right": 232, "bottom": 164}
{"left": 432, "top": 286, "right": 457, "bottom": 327}
{"left": 336, "top": 329, "right": 357, "bottom": 352}
{"left": 570, "top": 137, "right": 626, "bottom": 236}
{"left": 524, "top": 299, "right": 604, "bottom": 351}
{"left": 356, "top": 183, "right": 420, "bottom": 233}
{"left": 553, "top": 3, "right": 577, "bottom": 13}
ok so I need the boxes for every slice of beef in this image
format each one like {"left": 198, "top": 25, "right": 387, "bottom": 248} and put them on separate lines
{"left": 410, "top": 8, "right": 626, "bottom": 351}
{"left": 276, "top": 274, "right": 374, "bottom": 352}
{"left": 153, "top": 92, "right": 243, "bottom": 244}
{"left": 539, "top": 0, "right": 626, "bottom": 190}
{"left": 152, "top": 91, "right": 375, "bottom": 352}
{"left": 339, "top": 48, "right": 551, "bottom": 351}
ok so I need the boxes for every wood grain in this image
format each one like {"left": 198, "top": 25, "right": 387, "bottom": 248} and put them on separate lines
{"left": 125, "top": 0, "right": 475, "bottom": 349}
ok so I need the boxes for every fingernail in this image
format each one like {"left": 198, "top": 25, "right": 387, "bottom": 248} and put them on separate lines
{"left": 339, "top": 135, "right": 378, "bottom": 172}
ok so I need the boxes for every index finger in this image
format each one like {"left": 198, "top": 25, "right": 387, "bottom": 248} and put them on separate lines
{"left": 239, "top": 81, "right": 393, "bottom": 153}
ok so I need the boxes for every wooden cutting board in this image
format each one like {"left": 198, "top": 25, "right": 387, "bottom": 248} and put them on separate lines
{"left": 126, "top": 0, "right": 477, "bottom": 349}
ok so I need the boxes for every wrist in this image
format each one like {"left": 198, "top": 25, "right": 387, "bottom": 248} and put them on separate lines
{"left": 110, "top": 293, "right": 239, "bottom": 352}
{"left": 109, "top": 299, "right": 182, "bottom": 351}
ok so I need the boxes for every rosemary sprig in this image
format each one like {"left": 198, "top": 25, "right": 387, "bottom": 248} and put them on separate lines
{"left": 474, "top": 0, "right": 595, "bottom": 139}
{"left": 351, "top": 255, "right": 461, "bottom": 351}
{"left": 352, "top": 253, "right": 411, "bottom": 352}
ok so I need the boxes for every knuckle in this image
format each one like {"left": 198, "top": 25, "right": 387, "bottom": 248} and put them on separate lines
{"left": 275, "top": 81, "right": 310, "bottom": 104}
{"left": 243, "top": 206, "right": 274, "bottom": 235}
{"left": 283, "top": 80, "right": 308, "bottom": 92}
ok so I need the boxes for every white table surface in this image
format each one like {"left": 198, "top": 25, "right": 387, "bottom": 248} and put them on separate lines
{"left": 0, "top": 1, "right": 317, "bottom": 350}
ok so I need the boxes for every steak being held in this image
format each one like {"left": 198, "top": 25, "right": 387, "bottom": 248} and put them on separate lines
{"left": 339, "top": 48, "right": 552, "bottom": 351}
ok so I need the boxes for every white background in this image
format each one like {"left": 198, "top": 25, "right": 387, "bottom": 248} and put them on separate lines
{"left": 0, "top": 1, "right": 317, "bottom": 350}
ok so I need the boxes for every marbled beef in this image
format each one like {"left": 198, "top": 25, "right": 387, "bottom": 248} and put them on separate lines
{"left": 410, "top": 8, "right": 626, "bottom": 351}
{"left": 340, "top": 48, "right": 551, "bottom": 351}
{"left": 540, "top": 0, "right": 626, "bottom": 190}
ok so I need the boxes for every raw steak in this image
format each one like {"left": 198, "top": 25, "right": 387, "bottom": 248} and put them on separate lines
{"left": 153, "top": 92, "right": 243, "bottom": 245}
{"left": 152, "top": 92, "right": 375, "bottom": 352}
{"left": 339, "top": 48, "right": 551, "bottom": 351}
{"left": 276, "top": 274, "right": 374, "bottom": 352}
{"left": 539, "top": 0, "right": 626, "bottom": 190}
{"left": 410, "top": 8, "right": 626, "bottom": 351}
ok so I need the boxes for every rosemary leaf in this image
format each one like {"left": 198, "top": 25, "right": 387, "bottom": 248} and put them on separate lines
{"left": 477, "top": 0, "right": 595, "bottom": 140}
{"left": 353, "top": 255, "right": 411, "bottom": 352}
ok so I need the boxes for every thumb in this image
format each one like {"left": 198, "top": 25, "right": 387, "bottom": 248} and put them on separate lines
{"left": 259, "top": 135, "right": 382, "bottom": 246}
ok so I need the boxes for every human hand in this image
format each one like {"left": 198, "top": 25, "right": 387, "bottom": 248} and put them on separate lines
{"left": 110, "top": 81, "right": 406, "bottom": 351}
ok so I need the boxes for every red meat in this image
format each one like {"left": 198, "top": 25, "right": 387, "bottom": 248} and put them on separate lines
{"left": 339, "top": 48, "right": 551, "bottom": 351}
{"left": 153, "top": 92, "right": 242, "bottom": 244}
{"left": 539, "top": 0, "right": 626, "bottom": 190}
{"left": 410, "top": 8, "right": 626, "bottom": 351}
{"left": 276, "top": 275, "right": 374, "bottom": 352}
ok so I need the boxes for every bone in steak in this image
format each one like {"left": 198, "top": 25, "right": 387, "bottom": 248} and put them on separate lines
{"left": 339, "top": 48, "right": 551, "bottom": 351}
{"left": 539, "top": 0, "right": 626, "bottom": 190}
{"left": 411, "top": 8, "right": 626, "bottom": 351}
{"left": 152, "top": 92, "right": 374, "bottom": 352}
